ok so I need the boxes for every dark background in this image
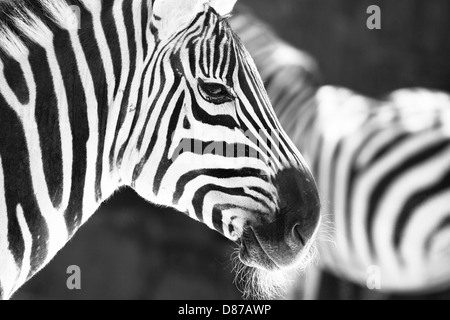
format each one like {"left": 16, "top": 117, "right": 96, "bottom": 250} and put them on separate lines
{"left": 13, "top": 0, "right": 450, "bottom": 300}
{"left": 243, "top": 0, "right": 450, "bottom": 97}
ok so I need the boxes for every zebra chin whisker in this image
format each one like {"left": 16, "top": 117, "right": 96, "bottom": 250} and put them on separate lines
{"left": 231, "top": 242, "right": 319, "bottom": 300}
{"left": 316, "top": 213, "right": 337, "bottom": 245}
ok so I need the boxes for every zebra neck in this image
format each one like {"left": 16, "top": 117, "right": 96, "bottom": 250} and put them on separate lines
{"left": 45, "top": 0, "right": 157, "bottom": 225}
{"left": 0, "top": 0, "right": 157, "bottom": 299}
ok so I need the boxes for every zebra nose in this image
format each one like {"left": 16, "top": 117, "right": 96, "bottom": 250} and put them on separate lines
{"left": 274, "top": 167, "right": 321, "bottom": 261}
{"left": 292, "top": 224, "right": 306, "bottom": 247}
{"left": 280, "top": 205, "right": 318, "bottom": 253}
{"left": 245, "top": 168, "right": 321, "bottom": 269}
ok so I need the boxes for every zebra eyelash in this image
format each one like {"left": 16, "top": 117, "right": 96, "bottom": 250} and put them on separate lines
{"left": 197, "top": 78, "right": 235, "bottom": 105}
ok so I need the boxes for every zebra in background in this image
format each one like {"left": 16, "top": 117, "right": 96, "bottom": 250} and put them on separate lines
{"left": 230, "top": 7, "right": 450, "bottom": 298}
{"left": 0, "top": 0, "right": 322, "bottom": 300}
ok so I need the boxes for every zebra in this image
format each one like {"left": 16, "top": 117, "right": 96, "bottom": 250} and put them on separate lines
{"left": 0, "top": 0, "right": 322, "bottom": 300}
{"left": 230, "top": 8, "right": 450, "bottom": 297}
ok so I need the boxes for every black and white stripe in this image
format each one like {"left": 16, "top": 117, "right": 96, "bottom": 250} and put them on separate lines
{"left": 231, "top": 8, "right": 450, "bottom": 294}
{"left": 0, "top": 0, "right": 321, "bottom": 299}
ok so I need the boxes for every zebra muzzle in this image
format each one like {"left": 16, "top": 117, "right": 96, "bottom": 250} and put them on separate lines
{"left": 239, "top": 168, "right": 321, "bottom": 270}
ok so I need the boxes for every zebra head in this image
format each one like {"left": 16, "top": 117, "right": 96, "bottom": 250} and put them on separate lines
{"left": 129, "top": 0, "right": 321, "bottom": 288}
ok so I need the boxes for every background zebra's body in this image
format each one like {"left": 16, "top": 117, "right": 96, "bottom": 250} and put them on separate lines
{"left": 310, "top": 87, "right": 450, "bottom": 292}
{"left": 231, "top": 7, "right": 450, "bottom": 296}
{"left": 0, "top": 0, "right": 321, "bottom": 300}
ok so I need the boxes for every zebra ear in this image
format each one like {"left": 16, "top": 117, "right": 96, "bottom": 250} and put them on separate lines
{"left": 151, "top": 0, "right": 238, "bottom": 41}
{"left": 209, "top": 0, "right": 238, "bottom": 16}
{"left": 151, "top": 0, "right": 206, "bottom": 41}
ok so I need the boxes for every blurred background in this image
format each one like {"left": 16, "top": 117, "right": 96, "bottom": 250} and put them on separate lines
{"left": 242, "top": 0, "right": 450, "bottom": 97}
{"left": 14, "top": 0, "right": 450, "bottom": 300}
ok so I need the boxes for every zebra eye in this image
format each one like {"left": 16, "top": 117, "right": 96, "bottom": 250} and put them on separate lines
{"left": 198, "top": 78, "right": 234, "bottom": 105}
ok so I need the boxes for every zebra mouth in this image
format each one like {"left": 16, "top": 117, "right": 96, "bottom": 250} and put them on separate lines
{"left": 238, "top": 227, "right": 280, "bottom": 271}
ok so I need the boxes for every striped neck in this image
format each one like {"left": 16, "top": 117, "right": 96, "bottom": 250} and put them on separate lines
{"left": 0, "top": 0, "right": 156, "bottom": 298}
{"left": 53, "top": 0, "right": 157, "bottom": 230}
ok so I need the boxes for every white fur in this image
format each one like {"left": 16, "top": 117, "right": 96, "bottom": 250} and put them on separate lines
{"left": 0, "top": 156, "right": 20, "bottom": 300}
{"left": 40, "top": 0, "right": 80, "bottom": 30}
{"left": 0, "top": 0, "right": 238, "bottom": 54}
{"left": 232, "top": 244, "right": 319, "bottom": 300}
{"left": 209, "top": 0, "right": 237, "bottom": 16}
{"left": 0, "top": 25, "right": 28, "bottom": 58}
{"left": 0, "top": 0, "right": 73, "bottom": 57}
{"left": 152, "top": 0, "right": 237, "bottom": 40}
{"left": 13, "top": 205, "right": 32, "bottom": 295}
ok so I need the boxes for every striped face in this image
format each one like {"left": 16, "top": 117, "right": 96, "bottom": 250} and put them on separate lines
{"left": 132, "top": 8, "right": 321, "bottom": 271}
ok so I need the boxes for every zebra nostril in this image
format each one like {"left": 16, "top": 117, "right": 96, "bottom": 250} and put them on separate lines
{"left": 292, "top": 224, "right": 305, "bottom": 247}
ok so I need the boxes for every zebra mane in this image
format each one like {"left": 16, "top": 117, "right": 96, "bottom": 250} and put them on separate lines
{"left": 0, "top": 0, "right": 238, "bottom": 59}
{"left": 0, "top": 0, "right": 83, "bottom": 58}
